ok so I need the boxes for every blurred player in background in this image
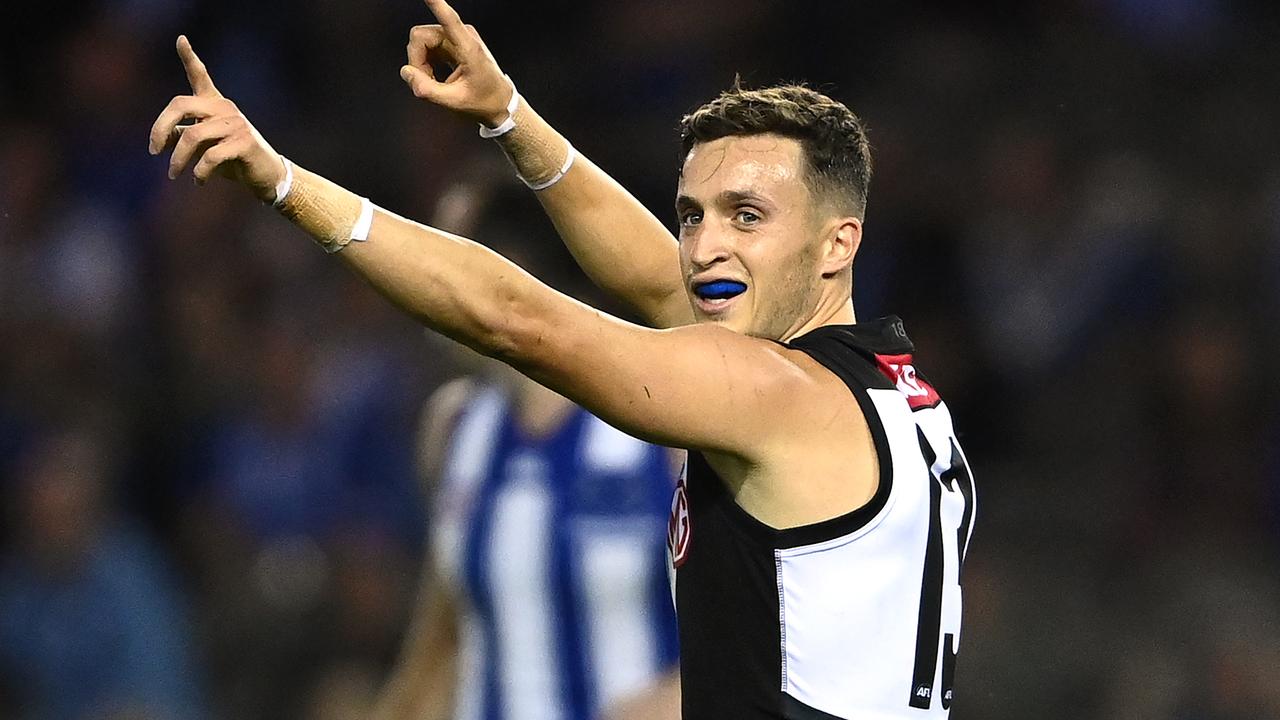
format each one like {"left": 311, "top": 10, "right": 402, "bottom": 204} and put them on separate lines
{"left": 149, "top": 0, "right": 976, "bottom": 714}
{"left": 370, "top": 178, "right": 680, "bottom": 720}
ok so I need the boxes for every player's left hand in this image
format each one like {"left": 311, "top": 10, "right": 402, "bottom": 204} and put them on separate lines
{"left": 149, "top": 36, "right": 285, "bottom": 203}
{"left": 400, "top": 0, "right": 513, "bottom": 128}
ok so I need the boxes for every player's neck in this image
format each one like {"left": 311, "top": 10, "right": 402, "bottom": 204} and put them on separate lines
{"left": 781, "top": 296, "right": 856, "bottom": 343}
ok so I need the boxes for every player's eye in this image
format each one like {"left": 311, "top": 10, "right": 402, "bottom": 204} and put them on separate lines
{"left": 679, "top": 210, "right": 703, "bottom": 228}
{"left": 735, "top": 208, "right": 761, "bottom": 225}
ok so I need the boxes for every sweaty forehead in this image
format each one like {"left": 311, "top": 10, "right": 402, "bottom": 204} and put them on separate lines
{"left": 679, "top": 134, "right": 806, "bottom": 197}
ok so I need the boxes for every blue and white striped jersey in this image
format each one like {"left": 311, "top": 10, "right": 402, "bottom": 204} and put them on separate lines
{"left": 432, "top": 385, "right": 679, "bottom": 720}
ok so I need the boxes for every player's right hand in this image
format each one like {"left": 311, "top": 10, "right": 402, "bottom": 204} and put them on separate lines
{"left": 149, "top": 35, "right": 285, "bottom": 203}
{"left": 400, "top": 0, "right": 513, "bottom": 129}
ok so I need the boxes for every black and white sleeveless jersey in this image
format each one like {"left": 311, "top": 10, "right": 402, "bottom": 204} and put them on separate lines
{"left": 667, "top": 317, "right": 976, "bottom": 719}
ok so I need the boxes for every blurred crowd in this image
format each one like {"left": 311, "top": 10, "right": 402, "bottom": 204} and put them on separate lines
{"left": 2, "top": 0, "right": 1280, "bottom": 718}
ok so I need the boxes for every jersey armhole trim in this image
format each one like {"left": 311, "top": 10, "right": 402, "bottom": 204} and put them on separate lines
{"left": 707, "top": 344, "right": 895, "bottom": 550}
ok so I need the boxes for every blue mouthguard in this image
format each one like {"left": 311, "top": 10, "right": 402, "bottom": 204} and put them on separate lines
{"left": 695, "top": 280, "right": 748, "bottom": 299}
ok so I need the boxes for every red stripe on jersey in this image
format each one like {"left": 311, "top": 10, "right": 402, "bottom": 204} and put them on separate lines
{"left": 875, "top": 353, "right": 941, "bottom": 410}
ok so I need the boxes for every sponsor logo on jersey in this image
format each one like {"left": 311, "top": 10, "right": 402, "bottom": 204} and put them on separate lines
{"left": 874, "top": 353, "right": 942, "bottom": 410}
{"left": 668, "top": 472, "right": 691, "bottom": 568}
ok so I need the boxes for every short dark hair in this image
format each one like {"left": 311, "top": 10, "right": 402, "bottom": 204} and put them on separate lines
{"left": 679, "top": 82, "right": 872, "bottom": 219}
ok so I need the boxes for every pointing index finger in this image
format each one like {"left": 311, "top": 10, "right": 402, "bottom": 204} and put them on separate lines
{"left": 423, "top": 0, "right": 472, "bottom": 48}
{"left": 177, "top": 35, "right": 222, "bottom": 98}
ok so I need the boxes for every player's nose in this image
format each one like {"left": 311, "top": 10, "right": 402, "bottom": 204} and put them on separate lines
{"left": 686, "top": 223, "right": 732, "bottom": 269}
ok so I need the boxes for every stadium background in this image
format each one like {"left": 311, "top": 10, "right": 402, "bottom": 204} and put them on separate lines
{"left": 2, "top": 0, "right": 1279, "bottom": 717}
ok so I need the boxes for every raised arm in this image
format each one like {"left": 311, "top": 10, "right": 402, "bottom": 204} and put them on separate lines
{"left": 149, "top": 36, "right": 814, "bottom": 466}
{"left": 399, "top": 0, "right": 692, "bottom": 328}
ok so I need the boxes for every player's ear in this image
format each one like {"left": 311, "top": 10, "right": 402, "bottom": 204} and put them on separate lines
{"left": 819, "top": 215, "right": 861, "bottom": 278}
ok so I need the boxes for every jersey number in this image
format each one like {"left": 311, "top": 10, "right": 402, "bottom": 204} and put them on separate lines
{"left": 908, "top": 427, "right": 974, "bottom": 710}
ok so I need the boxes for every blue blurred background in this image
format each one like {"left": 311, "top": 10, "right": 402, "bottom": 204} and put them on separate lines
{"left": 2, "top": 0, "right": 1279, "bottom": 718}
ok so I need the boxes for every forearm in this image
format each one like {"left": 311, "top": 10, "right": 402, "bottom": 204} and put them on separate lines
{"left": 493, "top": 101, "right": 691, "bottom": 328}
{"left": 282, "top": 166, "right": 575, "bottom": 369}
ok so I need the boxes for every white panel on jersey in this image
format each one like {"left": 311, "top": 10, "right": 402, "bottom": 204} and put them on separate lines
{"left": 776, "top": 388, "right": 961, "bottom": 719}
{"left": 433, "top": 388, "right": 506, "bottom": 588}
{"left": 573, "top": 518, "right": 661, "bottom": 710}
{"left": 487, "top": 455, "right": 565, "bottom": 720}
{"left": 453, "top": 605, "right": 487, "bottom": 720}
{"left": 580, "top": 415, "right": 648, "bottom": 474}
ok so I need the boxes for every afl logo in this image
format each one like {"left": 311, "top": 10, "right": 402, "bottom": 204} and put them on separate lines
{"left": 668, "top": 478, "right": 691, "bottom": 568}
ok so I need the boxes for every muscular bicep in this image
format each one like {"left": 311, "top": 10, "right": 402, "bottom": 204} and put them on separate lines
{"left": 511, "top": 308, "right": 816, "bottom": 461}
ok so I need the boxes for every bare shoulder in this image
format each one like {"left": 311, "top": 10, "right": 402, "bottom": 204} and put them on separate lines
{"left": 654, "top": 323, "right": 863, "bottom": 450}
{"left": 702, "top": 338, "right": 880, "bottom": 529}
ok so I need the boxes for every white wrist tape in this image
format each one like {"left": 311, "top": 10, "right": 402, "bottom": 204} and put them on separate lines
{"left": 478, "top": 76, "right": 520, "bottom": 139}
{"left": 273, "top": 162, "right": 375, "bottom": 254}
{"left": 520, "top": 144, "right": 576, "bottom": 191}
{"left": 272, "top": 155, "right": 294, "bottom": 207}
{"left": 351, "top": 198, "right": 375, "bottom": 243}
{"left": 317, "top": 197, "right": 375, "bottom": 255}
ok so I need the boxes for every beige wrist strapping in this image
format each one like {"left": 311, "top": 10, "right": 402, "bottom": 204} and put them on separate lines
{"left": 482, "top": 83, "right": 576, "bottom": 191}
{"left": 273, "top": 158, "right": 374, "bottom": 254}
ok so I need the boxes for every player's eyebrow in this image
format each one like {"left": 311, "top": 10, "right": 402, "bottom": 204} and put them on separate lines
{"left": 675, "top": 195, "right": 701, "bottom": 212}
{"left": 676, "top": 190, "right": 774, "bottom": 213}
{"left": 720, "top": 189, "right": 775, "bottom": 211}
